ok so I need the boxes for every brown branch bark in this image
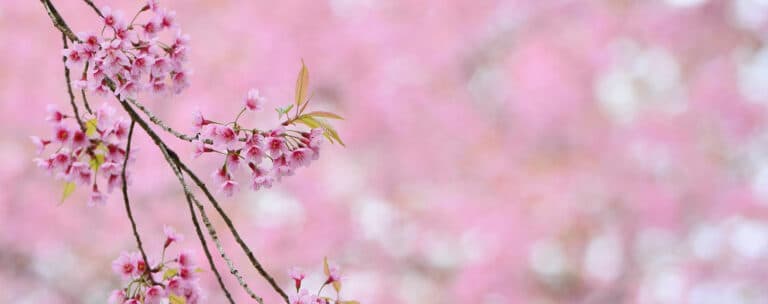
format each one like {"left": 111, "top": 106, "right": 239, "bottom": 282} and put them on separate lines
{"left": 120, "top": 121, "right": 156, "bottom": 284}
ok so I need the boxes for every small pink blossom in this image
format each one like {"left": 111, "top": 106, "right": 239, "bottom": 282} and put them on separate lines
{"left": 211, "top": 167, "right": 229, "bottom": 185}
{"left": 289, "top": 289, "right": 318, "bottom": 304}
{"left": 177, "top": 250, "right": 194, "bottom": 267}
{"left": 159, "top": 9, "right": 176, "bottom": 30}
{"left": 46, "top": 105, "right": 64, "bottom": 123}
{"left": 70, "top": 162, "right": 92, "bottom": 186}
{"left": 244, "top": 144, "right": 265, "bottom": 164}
{"left": 244, "top": 88, "right": 266, "bottom": 112}
{"left": 107, "top": 289, "right": 126, "bottom": 304}
{"left": 219, "top": 179, "right": 239, "bottom": 197}
{"left": 88, "top": 185, "right": 107, "bottom": 206}
{"left": 192, "top": 110, "right": 210, "bottom": 132}
{"left": 62, "top": 47, "right": 86, "bottom": 68}
{"left": 288, "top": 148, "right": 314, "bottom": 168}
{"left": 326, "top": 263, "right": 341, "bottom": 283}
{"left": 70, "top": 131, "right": 87, "bottom": 151}
{"left": 212, "top": 125, "right": 237, "bottom": 149}
{"left": 147, "top": 0, "right": 161, "bottom": 11}
{"left": 192, "top": 140, "right": 213, "bottom": 158}
{"left": 30, "top": 136, "right": 51, "bottom": 154}
{"left": 144, "top": 285, "right": 166, "bottom": 304}
{"left": 101, "top": 6, "right": 123, "bottom": 28}
{"left": 266, "top": 136, "right": 288, "bottom": 158}
{"left": 250, "top": 165, "right": 274, "bottom": 190}
{"left": 111, "top": 251, "right": 136, "bottom": 279}
{"left": 52, "top": 124, "right": 71, "bottom": 144}
{"left": 288, "top": 267, "right": 306, "bottom": 291}
{"left": 226, "top": 151, "right": 241, "bottom": 173}
{"left": 163, "top": 225, "right": 184, "bottom": 248}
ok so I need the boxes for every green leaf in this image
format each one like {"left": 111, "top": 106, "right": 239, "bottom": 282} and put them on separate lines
{"left": 195, "top": 267, "right": 205, "bottom": 273}
{"left": 296, "top": 116, "right": 321, "bottom": 129}
{"left": 89, "top": 154, "right": 105, "bottom": 171}
{"left": 316, "top": 119, "right": 345, "bottom": 147}
{"left": 163, "top": 268, "right": 179, "bottom": 280}
{"left": 339, "top": 301, "right": 360, "bottom": 304}
{"left": 295, "top": 60, "right": 309, "bottom": 109}
{"left": 305, "top": 111, "right": 344, "bottom": 120}
{"left": 169, "top": 293, "right": 186, "bottom": 304}
{"left": 85, "top": 118, "right": 98, "bottom": 137}
{"left": 61, "top": 182, "right": 76, "bottom": 204}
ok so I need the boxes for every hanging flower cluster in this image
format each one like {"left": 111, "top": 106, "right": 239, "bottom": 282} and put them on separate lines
{"left": 63, "top": 1, "right": 190, "bottom": 99}
{"left": 287, "top": 258, "right": 358, "bottom": 304}
{"left": 108, "top": 226, "right": 205, "bottom": 304}
{"left": 32, "top": 103, "right": 130, "bottom": 206}
{"left": 192, "top": 61, "right": 344, "bottom": 197}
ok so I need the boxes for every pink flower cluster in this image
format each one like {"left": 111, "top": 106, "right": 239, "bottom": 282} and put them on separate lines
{"left": 109, "top": 226, "right": 204, "bottom": 304}
{"left": 32, "top": 103, "right": 130, "bottom": 205}
{"left": 192, "top": 89, "right": 325, "bottom": 197}
{"left": 287, "top": 259, "right": 356, "bottom": 304}
{"left": 63, "top": 1, "right": 190, "bottom": 99}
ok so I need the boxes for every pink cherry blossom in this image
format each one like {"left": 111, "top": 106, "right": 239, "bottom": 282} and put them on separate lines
{"left": 88, "top": 185, "right": 107, "bottom": 206}
{"left": 244, "top": 88, "right": 266, "bottom": 112}
{"left": 144, "top": 285, "right": 166, "bottom": 304}
{"left": 219, "top": 179, "right": 239, "bottom": 197}
{"left": 52, "top": 124, "right": 70, "bottom": 144}
{"left": 111, "top": 251, "right": 135, "bottom": 280}
{"left": 287, "top": 148, "right": 314, "bottom": 168}
{"left": 30, "top": 136, "right": 50, "bottom": 154}
{"left": 163, "top": 225, "right": 184, "bottom": 248}
{"left": 45, "top": 104, "right": 64, "bottom": 123}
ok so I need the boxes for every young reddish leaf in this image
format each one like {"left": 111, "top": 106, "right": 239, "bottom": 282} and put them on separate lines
{"left": 295, "top": 60, "right": 309, "bottom": 109}
{"left": 339, "top": 301, "right": 360, "bottom": 304}
{"left": 60, "top": 182, "right": 76, "bottom": 204}
{"left": 333, "top": 279, "right": 342, "bottom": 293}
{"left": 306, "top": 111, "right": 344, "bottom": 120}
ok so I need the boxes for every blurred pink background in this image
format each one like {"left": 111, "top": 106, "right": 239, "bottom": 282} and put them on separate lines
{"left": 4, "top": 0, "right": 768, "bottom": 303}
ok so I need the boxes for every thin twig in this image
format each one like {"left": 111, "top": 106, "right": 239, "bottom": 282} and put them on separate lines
{"left": 177, "top": 162, "right": 290, "bottom": 303}
{"left": 61, "top": 34, "right": 85, "bottom": 132}
{"left": 81, "top": 0, "right": 102, "bottom": 17}
{"left": 183, "top": 178, "right": 238, "bottom": 304}
{"left": 184, "top": 180, "right": 263, "bottom": 304}
{"left": 80, "top": 62, "right": 93, "bottom": 114}
{"left": 120, "top": 121, "right": 156, "bottom": 284}
{"left": 127, "top": 98, "right": 196, "bottom": 142}
{"left": 41, "top": 0, "right": 78, "bottom": 42}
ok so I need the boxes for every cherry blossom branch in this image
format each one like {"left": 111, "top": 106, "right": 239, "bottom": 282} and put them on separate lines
{"left": 120, "top": 120, "right": 157, "bottom": 285}
{"left": 176, "top": 162, "right": 290, "bottom": 303}
{"left": 40, "top": 1, "right": 291, "bottom": 303}
{"left": 81, "top": 0, "right": 103, "bottom": 17}
{"left": 40, "top": 0, "right": 77, "bottom": 42}
{"left": 127, "top": 98, "right": 196, "bottom": 142}
{"left": 116, "top": 97, "right": 267, "bottom": 302}
{"left": 184, "top": 185, "right": 264, "bottom": 304}
{"left": 80, "top": 62, "right": 93, "bottom": 114}
{"left": 183, "top": 180, "right": 237, "bottom": 304}
{"left": 61, "top": 34, "right": 85, "bottom": 133}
